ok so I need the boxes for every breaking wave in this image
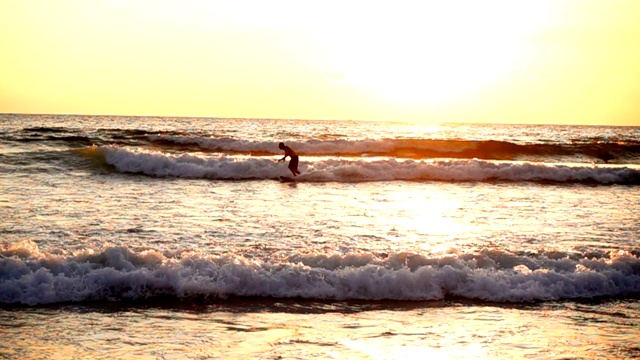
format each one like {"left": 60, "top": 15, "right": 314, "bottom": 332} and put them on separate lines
{"left": 93, "top": 145, "right": 640, "bottom": 185}
{"left": 1, "top": 241, "right": 639, "bottom": 305}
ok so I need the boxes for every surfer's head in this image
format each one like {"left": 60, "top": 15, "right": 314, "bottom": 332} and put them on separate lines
{"left": 278, "top": 142, "right": 285, "bottom": 149}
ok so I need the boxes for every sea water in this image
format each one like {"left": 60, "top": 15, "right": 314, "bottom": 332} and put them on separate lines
{"left": 1, "top": 114, "right": 639, "bottom": 359}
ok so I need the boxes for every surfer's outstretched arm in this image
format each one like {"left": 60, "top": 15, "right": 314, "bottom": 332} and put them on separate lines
{"left": 278, "top": 142, "right": 293, "bottom": 162}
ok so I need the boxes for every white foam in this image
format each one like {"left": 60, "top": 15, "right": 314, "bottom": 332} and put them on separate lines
{"left": 97, "top": 145, "right": 640, "bottom": 184}
{"left": 1, "top": 241, "right": 639, "bottom": 305}
{"left": 99, "top": 145, "right": 282, "bottom": 179}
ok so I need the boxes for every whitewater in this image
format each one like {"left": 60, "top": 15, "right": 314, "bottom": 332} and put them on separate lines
{"left": 1, "top": 114, "right": 639, "bottom": 359}
{"left": 97, "top": 144, "right": 640, "bottom": 184}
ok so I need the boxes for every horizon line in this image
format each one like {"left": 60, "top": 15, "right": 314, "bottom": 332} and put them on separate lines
{"left": 2, "top": 112, "right": 638, "bottom": 127}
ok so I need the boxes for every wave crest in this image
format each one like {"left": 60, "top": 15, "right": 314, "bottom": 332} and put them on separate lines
{"left": 149, "top": 135, "right": 640, "bottom": 163}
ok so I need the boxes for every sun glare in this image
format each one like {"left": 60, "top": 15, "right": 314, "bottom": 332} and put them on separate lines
{"left": 322, "top": 1, "right": 554, "bottom": 106}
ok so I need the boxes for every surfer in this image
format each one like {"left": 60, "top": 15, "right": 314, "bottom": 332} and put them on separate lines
{"left": 278, "top": 142, "right": 301, "bottom": 177}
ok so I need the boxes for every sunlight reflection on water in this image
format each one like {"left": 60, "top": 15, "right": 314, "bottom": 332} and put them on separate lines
{"left": 2, "top": 300, "right": 638, "bottom": 359}
{"left": 2, "top": 168, "right": 638, "bottom": 259}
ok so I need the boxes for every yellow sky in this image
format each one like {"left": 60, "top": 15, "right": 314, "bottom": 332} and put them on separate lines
{"left": 1, "top": 0, "right": 639, "bottom": 125}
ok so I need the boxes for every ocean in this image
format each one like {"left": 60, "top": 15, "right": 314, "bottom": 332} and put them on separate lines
{"left": 1, "top": 113, "right": 639, "bottom": 359}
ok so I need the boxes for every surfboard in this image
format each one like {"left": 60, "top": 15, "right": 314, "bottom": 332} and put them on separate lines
{"left": 279, "top": 176, "right": 295, "bottom": 183}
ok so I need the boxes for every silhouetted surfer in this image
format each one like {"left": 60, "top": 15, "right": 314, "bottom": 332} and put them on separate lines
{"left": 278, "top": 142, "right": 301, "bottom": 177}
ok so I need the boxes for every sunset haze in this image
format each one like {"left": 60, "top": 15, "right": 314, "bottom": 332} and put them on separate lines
{"left": 1, "top": 0, "right": 639, "bottom": 125}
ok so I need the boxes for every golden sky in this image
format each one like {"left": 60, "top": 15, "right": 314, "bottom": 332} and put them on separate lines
{"left": 1, "top": 0, "right": 639, "bottom": 125}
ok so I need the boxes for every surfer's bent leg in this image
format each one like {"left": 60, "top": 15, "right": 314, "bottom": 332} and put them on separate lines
{"left": 289, "top": 155, "right": 300, "bottom": 176}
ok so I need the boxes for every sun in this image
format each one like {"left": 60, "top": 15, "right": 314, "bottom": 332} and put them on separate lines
{"left": 332, "top": 37, "right": 519, "bottom": 106}
{"left": 320, "top": 1, "right": 554, "bottom": 106}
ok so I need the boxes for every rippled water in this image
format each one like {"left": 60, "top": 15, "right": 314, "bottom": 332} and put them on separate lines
{"left": 2, "top": 300, "right": 639, "bottom": 359}
{"left": 1, "top": 114, "right": 639, "bottom": 359}
{"left": 3, "top": 171, "right": 637, "bottom": 255}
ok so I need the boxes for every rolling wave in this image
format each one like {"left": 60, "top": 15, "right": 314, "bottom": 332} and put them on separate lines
{"left": 5, "top": 125, "right": 640, "bottom": 164}
{"left": 150, "top": 135, "right": 640, "bottom": 163}
{"left": 92, "top": 145, "right": 640, "bottom": 185}
{"left": 1, "top": 241, "right": 639, "bottom": 305}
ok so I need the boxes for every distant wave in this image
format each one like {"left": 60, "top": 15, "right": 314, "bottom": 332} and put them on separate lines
{"left": 92, "top": 145, "right": 640, "bottom": 185}
{"left": 6, "top": 127, "right": 640, "bottom": 164}
{"left": 149, "top": 135, "right": 640, "bottom": 163}
{"left": 1, "top": 241, "right": 639, "bottom": 305}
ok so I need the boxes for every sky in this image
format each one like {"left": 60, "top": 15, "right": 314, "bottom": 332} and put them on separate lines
{"left": 1, "top": 0, "right": 639, "bottom": 125}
